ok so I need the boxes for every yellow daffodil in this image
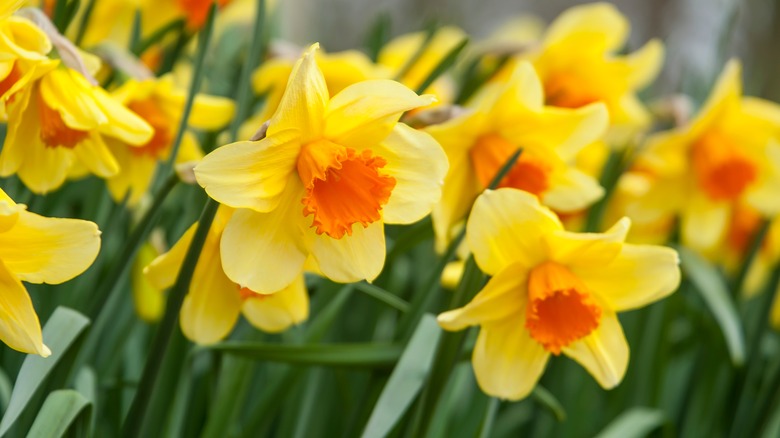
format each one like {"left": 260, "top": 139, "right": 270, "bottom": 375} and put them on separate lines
{"left": 0, "top": 10, "right": 54, "bottom": 119}
{"left": 195, "top": 43, "right": 448, "bottom": 292}
{"left": 527, "top": 2, "right": 663, "bottom": 140}
{"left": 145, "top": 206, "right": 309, "bottom": 343}
{"left": 424, "top": 61, "right": 608, "bottom": 250}
{"left": 634, "top": 60, "right": 780, "bottom": 256}
{"left": 0, "top": 66, "right": 153, "bottom": 193}
{"left": 0, "top": 188, "right": 101, "bottom": 356}
{"left": 438, "top": 188, "right": 680, "bottom": 400}
{"left": 244, "top": 47, "right": 386, "bottom": 139}
{"left": 106, "top": 75, "right": 234, "bottom": 205}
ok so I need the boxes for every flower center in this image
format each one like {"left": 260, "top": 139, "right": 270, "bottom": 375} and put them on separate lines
{"left": 0, "top": 62, "right": 21, "bottom": 100}
{"left": 127, "top": 98, "right": 172, "bottom": 158}
{"left": 238, "top": 286, "right": 267, "bottom": 301}
{"left": 470, "top": 133, "right": 553, "bottom": 195}
{"left": 37, "top": 91, "right": 89, "bottom": 149}
{"left": 297, "top": 139, "right": 396, "bottom": 239}
{"left": 692, "top": 132, "right": 758, "bottom": 202}
{"left": 177, "top": 0, "right": 232, "bottom": 28}
{"left": 543, "top": 72, "right": 600, "bottom": 109}
{"left": 727, "top": 205, "right": 764, "bottom": 256}
{"left": 525, "top": 261, "right": 601, "bottom": 354}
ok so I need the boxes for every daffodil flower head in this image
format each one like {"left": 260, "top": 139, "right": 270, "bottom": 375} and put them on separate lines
{"left": 195, "top": 43, "right": 448, "bottom": 293}
{"left": 0, "top": 188, "right": 101, "bottom": 356}
{"left": 424, "top": 60, "right": 608, "bottom": 251}
{"left": 0, "top": 65, "right": 154, "bottom": 193}
{"left": 105, "top": 75, "right": 235, "bottom": 205}
{"left": 438, "top": 188, "right": 680, "bottom": 400}
{"left": 529, "top": 2, "right": 664, "bottom": 139}
{"left": 144, "top": 206, "right": 309, "bottom": 343}
{"left": 636, "top": 59, "right": 780, "bottom": 256}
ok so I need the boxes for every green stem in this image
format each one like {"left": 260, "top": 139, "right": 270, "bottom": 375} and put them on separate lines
{"left": 414, "top": 38, "right": 469, "bottom": 95}
{"left": 228, "top": 0, "right": 266, "bottom": 141}
{"left": 87, "top": 173, "right": 179, "bottom": 320}
{"left": 355, "top": 282, "right": 410, "bottom": 313}
{"left": 161, "top": 4, "right": 217, "bottom": 175}
{"left": 477, "top": 398, "right": 501, "bottom": 438}
{"left": 121, "top": 198, "right": 219, "bottom": 438}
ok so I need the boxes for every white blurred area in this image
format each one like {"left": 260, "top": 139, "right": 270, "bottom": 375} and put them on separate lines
{"left": 275, "top": 0, "right": 780, "bottom": 100}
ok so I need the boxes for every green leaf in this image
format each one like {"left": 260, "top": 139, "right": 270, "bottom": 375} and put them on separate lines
{"left": 204, "top": 342, "right": 402, "bottom": 368}
{"left": 414, "top": 37, "right": 469, "bottom": 95}
{"left": 362, "top": 314, "right": 442, "bottom": 438}
{"left": 0, "top": 307, "right": 90, "bottom": 436}
{"left": 678, "top": 246, "right": 746, "bottom": 365}
{"left": 594, "top": 408, "right": 666, "bottom": 438}
{"left": 354, "top": 282, "right": 410, "bottom": 313}
{"left": 531, "top": 386, "right": 566, "bottom": 422}
{"left": 0, "top": 368, "right": 11, "bottom": 412}
{"left": 26, "top": 390, "right": 92, "bottom": 438}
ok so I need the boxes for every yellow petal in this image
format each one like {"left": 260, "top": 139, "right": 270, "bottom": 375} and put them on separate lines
{"left": 467, "top": 189, "right": 562, "bottom": 276}
{"left": 562, "top": 310, "right": 628, "bottom": 389}
{"left": 431, "top": 148, "right": 479, "bottom": 253}
{"left": 267, "top": 43, "right": 328, "bottom": 144}
{"left": 472, "top": 317, "right": 549, "bottom": 401}
{"left": 180, "top": 238, "right": 241, "bottom": 344}
{"left": 500, "top": 103, "right": 609, "bottom": 162}
{"left": 73, "top": 133, "right": 119, "bottom": 178}
{"left": 195, "top": 130, "right": 301, "bottom": 212}
{"left": 688, "top": 59, "right": 742, "bottom": 139}
{"left": 543, "top": 167, "right": 605, "bottom": 213}
{"left": 105, "top": 139, "right": 157, "bottom": 205}
{"left": 546, "top": 217, "right": 629, "bottom": 268}
{"left": 165, "top": 91, "right": 236, "bottom": 131}
{"left": 574, "top": 242, "right": 680, "bottom": 312}
{"left": 309, "top": 220, "right": 385, "bottom": 283}
{"left": 681, "top": 193, "right": 730, "bottom": 255}
{"left": 242, "top": 274, "right": 309, "bottom": 333}
{"left": 373, "top": 124, "right": 447, "bottom": 224}
{"left": 1, "top": 17, "right": 51, "bottom": 60}
{"left": 132, "top": 243, "right": 165, "bottom": 322}
{"left": 0, "top": 209, "right": 101, "bottom": 284}
{"left": 0, "top": 259, "right": 49, "bottom": 356}
{"left": 39, "top": 69, "right": 106, "bottom": 130}
{"left": 745, "top": 141, "right": 780, "bottom": 216}
{"left": 94, "top": 87, "right": 154, "bottom": 145}
{"left": 145, "top": 224, "right": 197, "bottom": 290}
{"left": 625, "top": 39, "right": 664, "bottom": 89}
{"left": 221, "top": 183, "right": 308, "bottom": 293}
{"left": 542, "top": 3, "right": 629, "bottom": 53}
{"left": 324, "top": 80, "right": 435, "bottom": 148}
{"left": 438, "top": 263, "right": 527, "bottom": 331}
{"left": 0, "top": 1, "right": 23, "bottom": 20}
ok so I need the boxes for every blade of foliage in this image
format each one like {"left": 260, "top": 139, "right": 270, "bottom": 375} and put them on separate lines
{"left": 532, "top": 386, "right": 566, "bottom": 422}
{"left": 414, "top": 37, "right": 469, "bottom": 95}
{"left": 355, "top": 283, "right": 410, "bottom": 313}
{"left": 678, "top": 246, "right": 746, "bottom": 366}
{"left": 362, "top": 314, "right": 442, "bottom": 438}
{"left": 205, "top": 342, "right": 402, "bottom": 368}
{"left": 0, "top": 308, "right": 90, "bottom": 436}
{"left": 594, "top": 408, "right": 666, "bottom": 438}
{"left": 26, "top": 390, "right": 92, "bottom": 438}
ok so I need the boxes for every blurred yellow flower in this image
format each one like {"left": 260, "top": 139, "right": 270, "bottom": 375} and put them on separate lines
{"left": 0, "top": 188, "right": 101, "bottom": 356}
{"left": 635, "top": 60, "right": 780, "bottom": 257}
{"left": 438, "top": 188, "right": 680, "bottom": 400}
{"left": 132, "top": 241, "right": 166, "bottom": 323}
{"left": 195, "top": 43, "right": 447, "bottom": 292}
{"left": 424, "top": 61, "right": 608, "bottom": 250}
{"left": 106, "top": 75, "right": 234, "bottom": 205}
{"left": 144, "top": 206, "right": 309, "bottom": 343}
{"left": 0, "top": 66, "right": 153, "bottom": 193}
{"left": 528, "top": 2, "right": 663, "bottom": 140}
{"left": 0, "top": 1, "right": 23, "bottom": 20}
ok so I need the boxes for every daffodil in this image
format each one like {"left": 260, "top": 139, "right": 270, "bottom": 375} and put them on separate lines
{"left": 144, "top": 206, "right": 309, "bottom": 343}
{"left": 0, "top": 9, "right": 54, "bottom": 118}
{"left": 527, "top": 2, "right": 663, "bottom": 140}
{"left": 634, "top": 60, "right": 780, "bottom": 257}
{"left": 244, "top": 46, "right": 385, "bottom": 139}
{"left": 132, "top": 241, "right": 166, "bottom": 323}
{"left": 424, "top": 61, "right": 608, "bottom": 250}
{"left": 0, "top": 65, "right": 153, "bottom": 193}
{"left": 195, "top": 43, "right": 448, "bottom": 292}
{"left": 106, "top": 75, "right": 234, "bottom": 205}
{"left": 0, "top": 188, "right": 101, "bottom": 356}
{"left": 438, "top": 188, "right": 680, "bottom": 400}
